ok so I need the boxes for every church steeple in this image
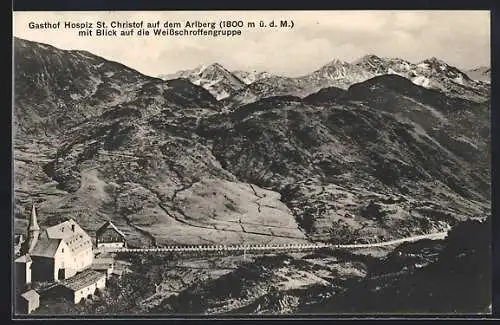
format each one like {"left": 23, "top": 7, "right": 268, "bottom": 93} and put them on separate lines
{"left": 26, "top": 204, "right": 40, "bottom": 253}
{"left": 28, "top": 204, "right": 40, "bottom": 232}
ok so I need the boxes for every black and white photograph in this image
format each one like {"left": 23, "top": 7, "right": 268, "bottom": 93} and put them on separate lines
{"left": 12, "top": 10, "right": 491, "bottom": 316}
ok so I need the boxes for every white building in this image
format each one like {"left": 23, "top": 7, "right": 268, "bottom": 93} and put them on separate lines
{"left": 18, "top": 289, "right": 40, "bottom": 314}
{"left": 22, "top": 205, "right": 94, "bottom": 282}
{"left": 14, "top": 254, "right": 32, "bottom": 293}
{"left": 58, "top": 269, "right": 106, "bottom": 304}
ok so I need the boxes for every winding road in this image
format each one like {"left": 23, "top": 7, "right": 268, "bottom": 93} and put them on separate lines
{"left": 95, "top": 230, "right": 449, "bottom": 254}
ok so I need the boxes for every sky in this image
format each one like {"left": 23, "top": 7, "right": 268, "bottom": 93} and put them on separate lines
{"left": 13, "top": 11, "right": 491, "bottom": 77}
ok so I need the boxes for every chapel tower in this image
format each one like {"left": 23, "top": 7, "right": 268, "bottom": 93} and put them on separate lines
{"left": 26, "top": 204, "right": 40, "bottom": 254}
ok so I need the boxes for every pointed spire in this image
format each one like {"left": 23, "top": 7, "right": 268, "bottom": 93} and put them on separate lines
{"left": 28, "top": 204, "right": 40, "bottom": 231}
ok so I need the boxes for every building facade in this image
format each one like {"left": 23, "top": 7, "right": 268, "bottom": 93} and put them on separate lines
{"left": 18, "top": 290, "right": 40, "bottom": 314}
{"left": 24, "top": 206, "right": 94, "bottom": 282}
{"left": 59, "top": 269, "right": 106, "bottom": 304}
{"left": 90, "top": 257, "right": 115, "bottom": 278}
{"left": 14, "top": 255, "right": 32, "bottom": 294}
{"left": 96, "top": 221, "right": 127, "bottom": 249}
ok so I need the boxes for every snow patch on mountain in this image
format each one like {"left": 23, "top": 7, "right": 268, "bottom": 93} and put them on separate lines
{"left": 224, "top": 54, "right": 489, "bottom": 106}
{"left": 159, "top": 63, "right": 246, "bottom": 100}
{"left": 233, "top": 70, "right": 273, "bottom": 84}
{"left": 160, "top": 55, "right": 489, "bottom": 105}
{"left": 412, "top": 76, "right": 431, "bottom": 88}
{"left": 387, "top": 68, "right": 405, "bottom": 76}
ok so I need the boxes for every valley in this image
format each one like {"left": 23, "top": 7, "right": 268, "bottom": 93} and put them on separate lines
{"left": 13, "top": 36, "right": 491, "bottom": 315}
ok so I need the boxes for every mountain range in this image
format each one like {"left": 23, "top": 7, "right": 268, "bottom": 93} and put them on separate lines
{"left": 158, "top": 55, "right": 490, "bottom": 106}
{"left": 14, "top": 36, "right": 490, "bottom": 248}
{"left": 465, "top": 66, "right": 491, "bottom": 83}
{"left": 158, "top": 63, "right": 247, "bottom": 100}
{"left": 13, "top": 36, "right": 491, "bottom": 315}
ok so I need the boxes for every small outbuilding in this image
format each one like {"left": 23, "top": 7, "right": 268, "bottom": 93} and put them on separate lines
{"left": 96, "top": 221, "right": 127, "bottom": 249}
{"left": 90, "top": 257, "right": 115, "bottom": 278}
{"left": 17, "top": 289, "right": 40, "bottom": 314}
{"left": 111, "top": 269, "right": 124, "bottom": 278}
{"left": 59, "top": 269, "right": 106, "bottom": 304}
{"left": 15, "top": 254, "right": 32, "bottom": 293}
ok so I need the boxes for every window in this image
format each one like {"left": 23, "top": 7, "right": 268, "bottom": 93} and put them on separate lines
{"left": 61, "top": 248, "right": 64, "bottom": 253}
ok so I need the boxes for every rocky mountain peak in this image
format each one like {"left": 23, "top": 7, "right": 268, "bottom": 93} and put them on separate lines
{"left": 417, "top": 57, "right": 463, "bottom": 76}
{"left": 324, "top": 58, "right": 350, "bottom": 67}
{"left": 232, "top": 70, "right": 274, "bottom": 85}
{"left": 465, "top": 66, "right": 491, "bottom": 83}
{"left": 197, "top": 62, "right": 241, "bottom": 81}
{"left": 422, "top": 56, "right": 449, "bottom": 67}
{"left": 209, "top": 62, "right": 226, "bottom": 70}
{"left": 160, "top": 62, "right": 246, "bottom": 100}
{"left": 354, "top": 54, "right": 383, "bottom": 64}
{"left": 201, "top": 62, "right": 229, "bottom": 74}
{"left": 224, "top": 52, "right": 489, "bottom": 108}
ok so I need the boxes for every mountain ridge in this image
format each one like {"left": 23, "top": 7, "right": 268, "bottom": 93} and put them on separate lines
{"left": 465, "top": 66, "right": 491, "bottom": 83}
{"left": 14, "top": 37, "right": 491, "bottom": 316}
{"left": 158, "top": 63, "right": 247, "bottom": 100}
{"left": 14, "top": 37, "right": 221, "bottom": 141}
{"left": 159, "top": 54, "right": 489, "bottom": 106}
{"left": 14, "top": 37, "right": 490, "bottom": 249}
{"left": 225, "top": 54, "right": 489, "bottom": 106}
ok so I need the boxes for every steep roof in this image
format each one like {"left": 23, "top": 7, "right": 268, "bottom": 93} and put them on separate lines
{"left": 15, "top": 254, "right": 32, "bottom": 263}
{"left": 30, "top": 238, "right": 62, "bottom": 258}
{"left": 94, "top": 257, "right": 115, "bottom": 264}
{"left": 20, "top": 289, "right": 39, "bottom": 301}
{"left": 45, "top": 219, "right": 88, "bottom": 240}
{"left": 96, "top": 221, "right": 126, "bottom": 238}
{"left": 43, "top": 219, "right": 93, "bottom": 254}
{"left": 26, "top": 219, "right": 93, "bottom": 259}
{"left": 60, "top": 269, "right": 106, "bottom": 291}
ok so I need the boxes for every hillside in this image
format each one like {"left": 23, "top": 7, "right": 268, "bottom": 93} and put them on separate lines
{"left": 148, "top": 218, "right": 490, "bottom": 315}
{"left": 302, "top": 217, "right": 491, "bottom": 314}
{"left": 198, "top": 75, "right": 490, "bottom": 241}
{"left": 14, "top": 37, "right": 306, "bottom": 247}
{"left": 14, "top": 38, "right": 490, "bottom": 249}
{"left": 15, "top": 37, "right": 491, "bottom": 316}
{"left": 34, "top": 217, "right": 489, "bottom": 315}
